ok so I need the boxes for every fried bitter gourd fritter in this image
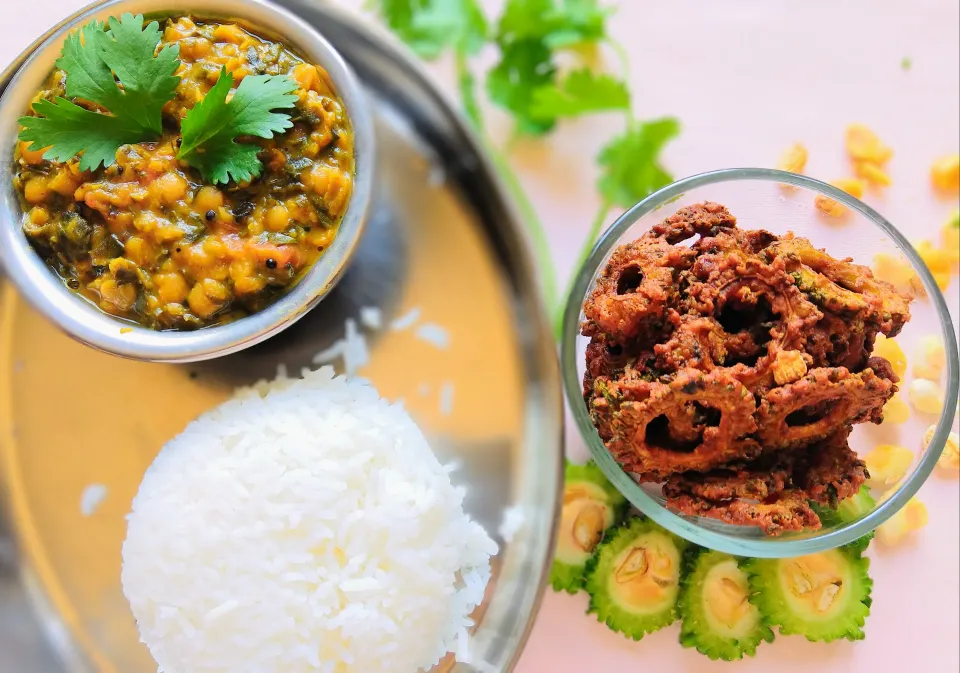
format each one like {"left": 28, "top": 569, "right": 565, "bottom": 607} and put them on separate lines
{"left": 595, "top": 368, "right": 761, "bottom": 482}
{"left": 550, "top": 460, "right": 627, "bottom": 593}
{"left": 661, "top": 430, "right": 869, "bottom": 535}
{"left": 581, "top": 202, "right": 913, "bottom": 535}
{"left": 584, "top": 518, "right": 689, "bottom": 640}
{"left": 679, "top": 550, "right": 775, "bottom": 660}
{"left": 763, "top": 235, "right": 911, "bottom": 336}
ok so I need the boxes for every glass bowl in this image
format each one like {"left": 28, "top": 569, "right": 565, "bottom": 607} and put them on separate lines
{"left": 561, "top": 167, "right": 959, "bottom": 558}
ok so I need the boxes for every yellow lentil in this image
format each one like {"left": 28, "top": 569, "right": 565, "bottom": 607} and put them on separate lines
{"left": 14, "top": 17, "right": 355, "bottom": 330}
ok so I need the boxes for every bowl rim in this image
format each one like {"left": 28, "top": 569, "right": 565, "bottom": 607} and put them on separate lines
{"left": 0, "top": 0, "right": 375, "bottom": 363}
{"left": 561, "top": 166, "right": 960, "bottom": 558}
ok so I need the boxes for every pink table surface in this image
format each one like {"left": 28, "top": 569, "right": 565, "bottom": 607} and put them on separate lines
{"left": 486, "top": 3, "right": 960, "bottom": 672}
{"left": 3, "top": 1, "right": 959, "bottom": 672}
{"left": 506, "top": 2, "right": 960, "bottom": 671}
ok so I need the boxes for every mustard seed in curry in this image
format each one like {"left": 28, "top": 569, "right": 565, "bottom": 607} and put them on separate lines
{"left": 13, "top": 16, "right": 355, "bottom": 330}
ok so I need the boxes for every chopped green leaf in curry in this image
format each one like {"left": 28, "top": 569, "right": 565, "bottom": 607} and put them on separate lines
{"left": 14, "top": 14, "right": 355, "bottom": 330}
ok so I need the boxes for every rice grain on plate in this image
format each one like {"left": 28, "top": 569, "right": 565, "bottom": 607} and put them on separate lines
{"left": 121, "top": 367, "right": 496, "bottom": 673}
{"left": 415, "top": 323, "right": 451, "bottom": 350}
{"left": 79, "top": 483, "right": 108, "bottom": 517}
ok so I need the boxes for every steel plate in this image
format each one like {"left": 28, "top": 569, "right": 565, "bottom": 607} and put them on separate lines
{"left": 0, "top": 1, "right": 563, "bottom": 671}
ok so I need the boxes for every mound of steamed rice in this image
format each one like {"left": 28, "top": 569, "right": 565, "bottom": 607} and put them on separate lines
{"left": 121, "top": 367, "right": 497, "bottom": 673}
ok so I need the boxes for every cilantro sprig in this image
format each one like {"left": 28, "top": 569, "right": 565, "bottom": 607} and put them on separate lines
{"left": 370, "top": 0, "right": 680, "bottom": 334}
{"left": 488, "top": 0, "right": 623, "bottom": 134}
{"left": 377, "top": 0, "right": 488, "bottom": 61}
{"left": 19, "top": 14, "right": 180, "bottom": 171}
{"left": 528, "top": 68, "right": 629, "bottom": 122}
{"left": 374, "top": 0, "right": 488, "bottom": 129}
{"left": 596, "top": 117, "right": 682, "bottom": 209}
{"left": 178, "top": 68, "right": 298, "bottom": 184}
{"left": 18, "top": 13, "right": 299, "bottom": 184}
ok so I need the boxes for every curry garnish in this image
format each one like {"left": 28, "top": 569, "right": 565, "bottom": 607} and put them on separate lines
{"left": 14, "top": 15, "right": 355, "bottom": 330}
{"left": 18, "top": 14, "right": 182, "bottom": 171}
{"left": 19, "top": 13, "right": 301, "bottom": 184}
{"left": 177, "top": 68, "right": 298, "bottom": 184}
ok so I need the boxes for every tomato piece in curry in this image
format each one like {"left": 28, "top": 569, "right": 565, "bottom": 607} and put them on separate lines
{"left": 13, "top": 17, "right": 355, "bottom": 330}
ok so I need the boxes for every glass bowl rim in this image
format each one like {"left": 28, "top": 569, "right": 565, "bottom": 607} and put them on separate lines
{"left": 560, "top": 166, "right": 960, "bottom": 558}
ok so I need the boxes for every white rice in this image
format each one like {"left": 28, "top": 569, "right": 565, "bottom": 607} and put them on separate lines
{"left": 497, "top": 505, "right": 526, "bottom": 543}
{"left": 341, "top": 318, "right": 369, "bottom": 376}
{"left": 311, "top": 340, "right": 346, "bottom": 366}
{"left": 121, "top": 367, "right": 496, "bottom": 673}
{"left": 309, "top": 320, "right": 370, "bottom": 376}
{"left": 439, "top": 382, "right": 455, "bottom": 416}
{"left": 389, "top": 307, "right": 421, "bottom": 332}
{"left": 359, "top": 306, "right": 383, "bottom": 330}
{"left": 80, "top": 483, "right": 108, "bottom": 517}
{"left": 427, "top": 164, "right": 447, "bottom": 188}
{"left": 415, "top": 323, "right": 451, "bottom": 350}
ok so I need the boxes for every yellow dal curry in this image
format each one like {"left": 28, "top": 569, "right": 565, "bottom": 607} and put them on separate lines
{"left": 14, "top": 17, "right": 355, "bottom": 329}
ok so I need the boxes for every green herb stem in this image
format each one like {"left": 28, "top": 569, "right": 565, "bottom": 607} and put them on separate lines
{"left": 486, "top": 140, "right": 559, "bottom": 311}
{"left": 553, "top": 199, "right": 611, "bottom": 339}
{"left": 455, "top": 49, "right": 484, "bottom": 131}
{"left": 605, "top": 38, "right": 632, "bottom": 106}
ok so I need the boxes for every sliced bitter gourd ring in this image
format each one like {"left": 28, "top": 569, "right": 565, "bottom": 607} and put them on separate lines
{"left": 812, "top": 485, "right": 877, "bottom": 555}
{"left": 835, "top": 485, "right": 876, "bottom": 522}
{"left": 550, "top": 461, "right": 627, "bottom": 593}
{"left": 679, "top": 550, "right": 774, "bottom": 660}
{"left": 746, "top": 547, "right": 872, "bottom": 642}
{"left": 585, "top": 518, "right": 688, "bottom": 640}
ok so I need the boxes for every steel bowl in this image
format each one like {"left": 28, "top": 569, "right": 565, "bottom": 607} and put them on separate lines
{"left": 0, "top": 0, "right": 375, "bottom": 363}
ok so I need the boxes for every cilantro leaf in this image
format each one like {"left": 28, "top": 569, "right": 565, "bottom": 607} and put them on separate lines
{"left": 177, "top": 69, "right": 298, "bottom": 185}
{"left": 528, "top": 68, "right": 628, "bottom": 120}
{"left": 19, "top": 98, "right": 146, "bottom": 171}
{"left": 496, "top": 0, "right": 553, "bottom": 42}
{"left": 498, "top": 0, "right": 609, "bottom": 47}
{"left": 374, "top": 0, "right": 487, "bottom": 59}
{"left": 543, "top": 0, "right": 610, "bottom": 48}
{"left": 375, "top": 0, "right": 438, "bottom": 56}
{"left": 56, "top": 20, "right": 128, "bottom": 114}
{"left": 17, "top": 13, "right": 180, "bottom": 170}
{"left": 93, "top": 13, "right": 181, "bottom": 135}
{"left": 486, "top": 40, "right": 557, "bottom": 135}
{"left": 416, "top": 0, "right": 488, "bottom": 55}
{"left": 596, "top": 117, "right": 681, "bottom": 208}
{"left": 488, "top": 0, "right": 615, "bottom": 134}
{"left": 372, "top": 0, "right": 488, "bottom": 127}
